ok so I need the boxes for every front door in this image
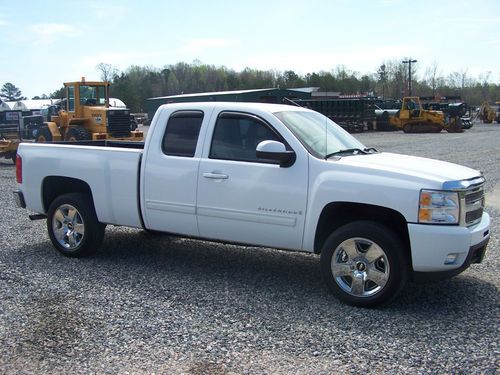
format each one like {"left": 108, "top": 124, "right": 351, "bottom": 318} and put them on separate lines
{"left": 197, "top": 111, "right": 308, "bottom": 250}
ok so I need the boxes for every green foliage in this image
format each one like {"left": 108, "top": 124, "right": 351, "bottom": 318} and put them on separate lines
{"left": 49, "top": 87, "right": 65, "bottom": 99}
{"left": 0, "top": 82, "right": 26, "bottom": 101}
{"left": 32, "top": 94, "right": 49, "bottom": 99}
{"left": 86, "top": 61, "right": 500, "bottom": 112}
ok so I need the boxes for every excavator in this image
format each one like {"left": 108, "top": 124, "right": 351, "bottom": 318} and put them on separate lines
{"left": 389, "top": 97, "right": 445, "bottom": 133}
{"left": 35, "top": 78, "right": 143, "bottom": 142}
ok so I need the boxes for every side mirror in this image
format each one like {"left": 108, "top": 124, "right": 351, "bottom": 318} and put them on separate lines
{"left": 256, "top": 140, "right": 296, "bottom": 168}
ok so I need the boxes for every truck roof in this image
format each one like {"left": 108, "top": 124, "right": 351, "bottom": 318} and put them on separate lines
{"left": 158, "top": 101, "right": 311, "bottom": 114}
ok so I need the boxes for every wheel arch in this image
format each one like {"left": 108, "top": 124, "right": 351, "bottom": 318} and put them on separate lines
{"left": 314, "top": 202, "right": 411, "bottom": 260}
{"left": 42, "top": 176, "right": 94, "bottom": 213}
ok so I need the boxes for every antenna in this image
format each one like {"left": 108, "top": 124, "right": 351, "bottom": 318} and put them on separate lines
{"left": 283, "top": 97, "right": 301, "bottom": 107}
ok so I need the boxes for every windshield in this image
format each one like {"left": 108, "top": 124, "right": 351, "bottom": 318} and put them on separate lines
{"left": 79, "top": 85, "right": 107, "bottom": 106}
{"left": 273, "top": 110, "right": 366, "bottom": 158}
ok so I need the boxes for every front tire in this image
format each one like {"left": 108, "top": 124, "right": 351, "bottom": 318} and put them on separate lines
{"left": 66, "top": 126, "right": 91, "bottom": 141}
{"left": 47, "top": 193, "right": 105, "bottom": 257}
{"left": 320, "top": 221, "right": 408, "bottom": 307}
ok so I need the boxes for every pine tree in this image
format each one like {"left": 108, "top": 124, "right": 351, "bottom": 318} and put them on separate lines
{"left": 0, "top": 82, "right": 26, "bottom": 101}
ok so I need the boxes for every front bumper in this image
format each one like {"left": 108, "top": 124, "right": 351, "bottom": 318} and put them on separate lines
{"left": 408, "top": 212, "right": 490, "bottom": 274}
{"left": 413, "top": 238, "right": 489, "bottom": 281}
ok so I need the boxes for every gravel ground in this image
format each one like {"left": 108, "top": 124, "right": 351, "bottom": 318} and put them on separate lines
{"left": 0, "top": 122, "right": 498, "bottom": 374}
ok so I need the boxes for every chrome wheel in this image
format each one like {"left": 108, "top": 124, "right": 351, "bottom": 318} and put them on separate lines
{"left": 331, "top": 237, "right": 390, "bottom": 297}
{"left": 52, "top": 204, "right": 85, "bottom": 250}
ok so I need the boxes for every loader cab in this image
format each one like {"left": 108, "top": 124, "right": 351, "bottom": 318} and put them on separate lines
{"left": 401, "top": 97, "right": 421, "bottom": 118}
{"left": 79, "top": 84, "right": 107, "bottom": 107}
{"left": 63, "top": 80, "right": 110, "bottom": 119}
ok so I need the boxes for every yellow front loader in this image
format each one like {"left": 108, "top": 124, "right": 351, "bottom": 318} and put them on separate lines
{"left": 0, "top": 138, "right": 19, "bottom": 163}
{"left": 0, "top": 110, "right": 22, "bottom": 163}
{"left": 36, "top": 78, "right": 143, "bottom": 142}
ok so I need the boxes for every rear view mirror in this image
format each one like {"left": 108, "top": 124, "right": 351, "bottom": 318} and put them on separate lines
{"left": 256, "top": 140, "right": 296, "bottom": 168}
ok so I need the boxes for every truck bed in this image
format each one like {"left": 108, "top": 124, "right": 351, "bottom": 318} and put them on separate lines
{"left": 18, "top": 142, "right": 144, "bottom": 228}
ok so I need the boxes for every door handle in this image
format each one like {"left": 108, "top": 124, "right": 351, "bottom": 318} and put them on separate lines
{"left": 203, "top": 172, "right": 229, "bottom": 179}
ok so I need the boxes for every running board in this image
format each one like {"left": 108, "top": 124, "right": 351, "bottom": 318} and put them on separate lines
{"left": 29, "top": 214, "right": 47, "bottom": 221}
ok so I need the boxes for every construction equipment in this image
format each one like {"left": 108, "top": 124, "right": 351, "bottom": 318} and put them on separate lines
{"left": 444, "top": 103, "right": 470, "bottom": 131}
{"left": 421, "top": 97, "right": 472, "bottom": 132}
{"left": 480, "top": 102, "right": 499, "bottom": 124}
{"left": 35, "top": 78, "right": 143, "bottom": 142}
{"left": 0, "top": 139, "right": 18, "bottom": 163}
{"left": 389, "top": 97, "right": 445, "bottom": 133}
{"left": 0, "top": 110, "right": 22, "bottom": 163}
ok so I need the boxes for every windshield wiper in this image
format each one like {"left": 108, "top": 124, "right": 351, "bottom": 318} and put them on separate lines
{"left": 325, "top": 147, "right": 378, "bottom": 159}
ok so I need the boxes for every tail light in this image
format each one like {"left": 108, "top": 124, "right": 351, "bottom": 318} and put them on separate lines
{"left": 16, "top": 155, "right": 22, "bottom": 183}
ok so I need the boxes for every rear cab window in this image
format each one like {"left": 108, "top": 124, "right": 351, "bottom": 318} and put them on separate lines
{"left": 162, "top": 110, "right": 204, "bottom": 157}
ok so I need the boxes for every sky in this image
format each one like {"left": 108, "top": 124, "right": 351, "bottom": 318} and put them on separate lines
{"left": 0, "top": 0, "right": 499, "bottom": 99}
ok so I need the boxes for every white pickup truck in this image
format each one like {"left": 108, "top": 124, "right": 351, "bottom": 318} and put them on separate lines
{"left": 14, "top": 102, "right": 490, "bottom": 307}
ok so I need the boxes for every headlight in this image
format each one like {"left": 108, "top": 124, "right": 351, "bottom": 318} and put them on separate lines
{"left": 418, "top": 190, "right": 460, "bottom": 224}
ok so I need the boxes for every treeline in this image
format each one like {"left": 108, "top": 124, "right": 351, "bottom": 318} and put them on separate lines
{"left": 102, "top": 60, "right": 499, "bottom": 112}
{"left": 19, "top": 60, "right": 500, "bottom": 112}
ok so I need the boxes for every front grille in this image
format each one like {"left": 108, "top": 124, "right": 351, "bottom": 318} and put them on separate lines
{"left": 107, "top": 110, "right": 131, "bottom": 138}
{"left": 465, "top": 190, "right": 483, "bottom": 205}
{"left": 465, "top": 209, "right": 483, "bottom": 224}
{"left": 464, "top": 184, "right": 484, "bottom": 226}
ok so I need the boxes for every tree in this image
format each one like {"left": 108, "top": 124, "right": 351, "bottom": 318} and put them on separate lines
{"left": 0, "top": 82, "right": 26, "bottom": 101}
{"left": 32, "top": 94, "right": 49, "bottom": 100}
{"left": 377, "top": 64, "right": 388, "bottom": 98}
{"left": 283, "top": 70, "right": 300, "bottom": 88}
{"left": 360, "top": 75, "right": 372, "bottom": 94}
{"left": 166, "top": 72, "right": 180, "bottom": 94}
{"left": 96, "top": 62, "right": 118, "bottom": 82}
{"left": 424, "top": 61, "right": 440, "bottom": 96}
{"left": 50, "top": 87, "right": 65, "bottom": 99}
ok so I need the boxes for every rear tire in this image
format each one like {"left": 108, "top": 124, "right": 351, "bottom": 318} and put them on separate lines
{"left": 36, "top": 127, "right": 53, "bottom": 143}
{"left": 47, "top": 193, "right": 105, "bottom": 257}
{"left": 320, "top": 221, "right": 409, "bottom": 307}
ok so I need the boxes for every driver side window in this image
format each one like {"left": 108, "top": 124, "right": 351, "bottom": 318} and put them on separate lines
{"left": 210, "top": 112, "right": 280, "bottom": 163}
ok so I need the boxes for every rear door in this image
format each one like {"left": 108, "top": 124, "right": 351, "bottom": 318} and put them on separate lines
{"left": 142, "top": 109, "right": 209, "bottom": 235}
{"left": 196, "top": 110, "right": 308, "bottom": 250}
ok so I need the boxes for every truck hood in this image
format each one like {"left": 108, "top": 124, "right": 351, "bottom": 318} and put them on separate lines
{"left": 334, "top": 152, "right": 480, "bottom": 187}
